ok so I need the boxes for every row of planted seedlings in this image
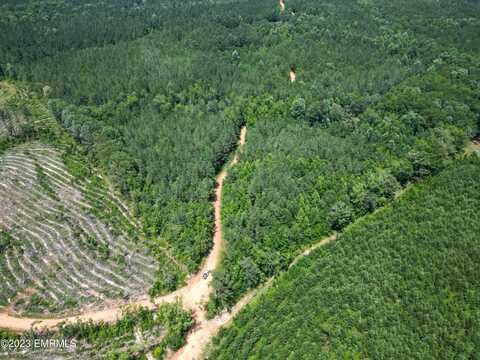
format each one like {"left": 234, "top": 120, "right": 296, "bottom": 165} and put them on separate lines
{"left": 0, "top": 144, "right": 158, "bottom": 314}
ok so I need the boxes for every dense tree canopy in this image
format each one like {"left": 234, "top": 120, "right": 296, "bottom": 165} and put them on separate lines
{"left": 208, "top": 158, "right": 480, "bottom": 359}
{"left": 1, "top": 0, "right": 479, "bottom": 300}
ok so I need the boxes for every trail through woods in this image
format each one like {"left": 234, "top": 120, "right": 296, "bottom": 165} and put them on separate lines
{"left": 290, "top": 69, "right": 296, "bottom": 83}
{"left": 168, "top": 233, "right": 337, "bottom": 360}
{"left": 0, "top": 127, "right": 247, "bottom": 334}
{"left": 0, "top": 123, "right": 339, "bottom": 359}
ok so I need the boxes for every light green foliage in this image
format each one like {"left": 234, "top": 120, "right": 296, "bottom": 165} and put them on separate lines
{"left": 209, "top": 52, "right": 480, "bottom": 313}
{"left": 208, "top": 159, "right": 480, "bottom": 359}
{"left": 0, "top": 1, "right": 479, "bottom": 349}
{"left": 1, "top": 303, "right": 193, "bottom": 359}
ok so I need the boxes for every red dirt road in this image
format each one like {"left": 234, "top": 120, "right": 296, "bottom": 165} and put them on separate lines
{"left": 0, "top": 127, "right": 248, "bottom": 335}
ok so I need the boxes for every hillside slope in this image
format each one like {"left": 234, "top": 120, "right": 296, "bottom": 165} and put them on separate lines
{"left": 0, "top": 142, "right": 157, "bottom": 314}
{"left": 0, "top": 1, "right": 479, "bottom": 357}
{"left": 0, "top": 83, "right": 167, "bottom": 315}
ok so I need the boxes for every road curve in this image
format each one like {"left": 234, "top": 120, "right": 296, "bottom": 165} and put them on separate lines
{"left": 0, "top": 126, "right": 248, "bottom": 333}
{"left": 0, "top": 123, "right": 339, "bottom": 360}
{"left": 168, "top": 233, "right": 337, "bottom": 360}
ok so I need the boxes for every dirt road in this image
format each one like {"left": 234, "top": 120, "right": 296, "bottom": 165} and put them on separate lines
{"left": 169, "top": 233, "right": 337, "bottom": 360}
{"left": 168, "top": 288, "right": 259, "bottom": 360}
{"left": 289, "top": 69, "right": 296, "bottom": 83}
{"left": 0, "top": 126, "right": 248, "bottom": 333}
{"left": 169, "top": 126, "right": 248, "bottom": 321}
{"left": 0, "top": 124, "right": 337, "bottom": 359}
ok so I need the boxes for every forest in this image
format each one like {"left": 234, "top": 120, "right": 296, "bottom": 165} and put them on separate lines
{"left": 0, "top": 0, "right": 479, "bottom": 357}
{"left": 0, "top": 84, "right": 176, "bottom": 314}
{"left": 0, "top": 0, "right": 479, "bottom": 300}
{"left": 207, "top": 158, "right": 480, "bottom": 359}
{"left": 207, "top": 52, "right": 480, "bottom": 312}
{"left": 2, "top": 0, "right": 478, "bottom": 298}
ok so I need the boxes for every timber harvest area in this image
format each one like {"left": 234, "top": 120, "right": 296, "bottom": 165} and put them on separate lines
{"left": 0, "top": 126, "right": 248, "bottom": 335}
{"left": 1, "top": 0, "right": 480, "bottom": 359}
{"left": 0, "top": 123, "right": 330, "bottom": 358}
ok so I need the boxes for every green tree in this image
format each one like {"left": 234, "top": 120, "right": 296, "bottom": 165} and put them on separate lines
{"left": 328, "top": 201, "right": 354, "bottom": 230}
{"left": 291, "top": 97, "right": 306, "bottom": 120}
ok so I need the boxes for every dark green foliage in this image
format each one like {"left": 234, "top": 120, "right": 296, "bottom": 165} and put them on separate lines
{"left": 328, "top": 201, "right": 354, "bottom": 230}
{"left": 208, "top": 53, "right": 480, "bottom": 313}
{"left": 44, "top": 87, "right": 245, "bottom": 285}
{"left": 290, "top": 97, "right": 306, "bottom": 120}
{"left": 0, "top": 229, "right": 15, "bottom": 253}
{"left": 35, "top": 163, "right": 57, "bottom": 199}
{"left": 208, "top": 159, "right": 480, "bottom": 359}
{"left": 0, "top": 0, "right": 243, "bottom": 66}
{"left": 1, "top": 0, "right": 479, "bottom": 311}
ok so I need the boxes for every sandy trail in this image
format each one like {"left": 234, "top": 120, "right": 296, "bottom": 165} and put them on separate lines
{"left": 289, "top": 69, "right": 296, "bottom": 83}
{"left": 169, "top": 233, "right": 337, "bottom": 360}
{"left": 289, "top": 234, "right": 336, "bottom": 269}
{"left": 174, "top": 126, "right": 247, "bottom": 321}
{"left": 0, "top": 126, "right": 247, "bottom": 333}
{"left": 168, "top": 288, "right": 259, "bottom": 360}
{"left": 0, "top": 122, "right": 338, "bottom": 360}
